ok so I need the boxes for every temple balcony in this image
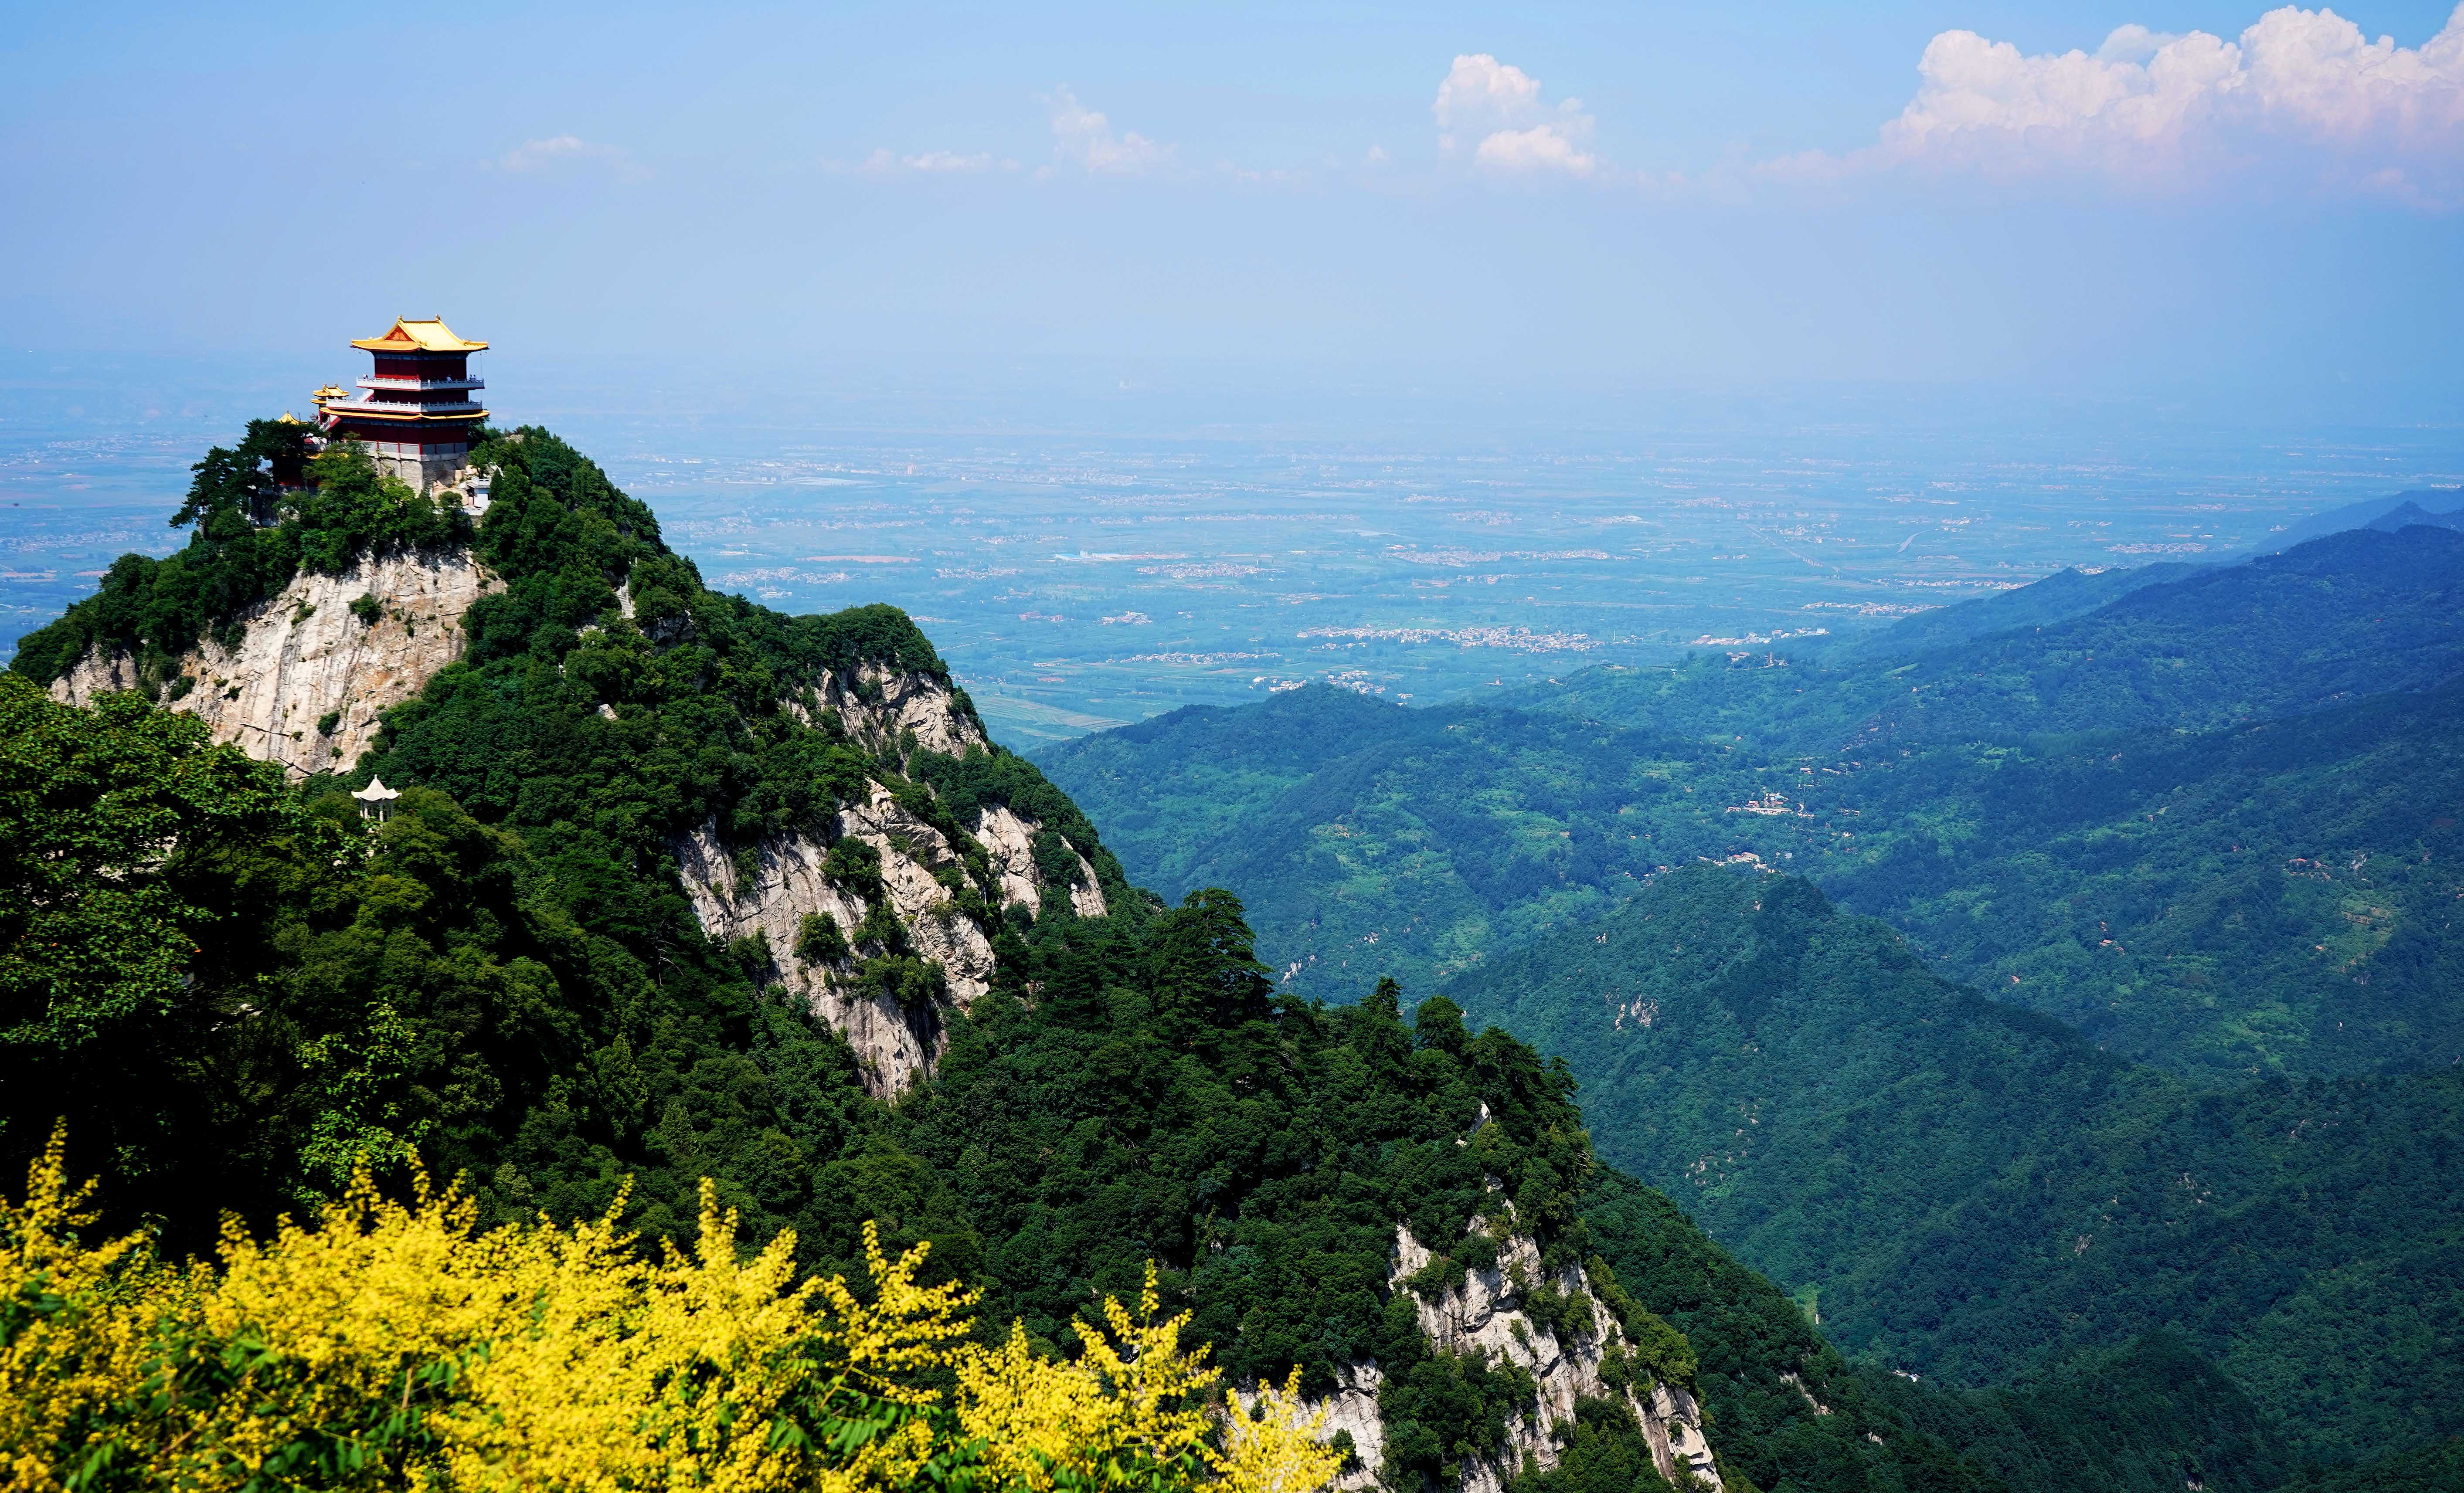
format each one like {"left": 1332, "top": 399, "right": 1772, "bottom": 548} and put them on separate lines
{"left": 358, "top": 375, "right": 485, "bottom": 391}
{"left": 324, "top": 403, "right": 486, "bottom": 420}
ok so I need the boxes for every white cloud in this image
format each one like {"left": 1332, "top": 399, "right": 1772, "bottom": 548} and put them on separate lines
{"left": 1828, "top": 3, "right": 2464, "bottom": 200}
{"left": 2095, "top": 24, "right": 2180, "bottom": 64}
{"left": 1046, "top": 85, "right": 1176, "bottom": 175}
{"left": 1475, "top": 125, "right": 1598, "bottom": 177}
{"left": 1434, "top": 54, "right": 1546, "bottom": 144}
{"left": 1432, "top": 55, "right": 1598, "bottom": 178}
{"left": 857, "top": 148, "right": 1013, "bottom": 176}
{"left": 494, "top": 134, "right": 642, "bottom": 178}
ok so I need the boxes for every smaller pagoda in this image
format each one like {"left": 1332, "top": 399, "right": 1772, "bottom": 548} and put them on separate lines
{"left": 315, "top": 317, "right": 489, "bottom": 490}
{"left": 352, "top": 777, "right": 401, "bottom": 822}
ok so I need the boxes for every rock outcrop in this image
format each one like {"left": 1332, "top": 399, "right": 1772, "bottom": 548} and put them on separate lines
{"left": 1308, "top": 1364, "right": 1387, "bottom": 1491}
{"left": 674, "top": 821, "right": 950, "bottom": 1098}
{"left": 1336, "top": 1222, "right": 1722, "bottom": 1493}
{"left": 51, "top": 541, "right": 1106, "bottom": 1098}
{"left": 808, "top": 662, "right": 990, "bottom": 757}
{"left": 676, "top": 772, "right": 1099, "bottom": 1096}
{"left": 48, "top": 549, "right": 495, "bottom": 779}
{"left": 973, "top": 802, "right": 1109, "bottom": 919}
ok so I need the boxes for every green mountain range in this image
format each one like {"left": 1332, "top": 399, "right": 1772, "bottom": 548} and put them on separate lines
{"left": 0, "top": 421, "right": 2180, "bottom": 1493}
{"left": 2260, "top": 487, "right": 2463, "bottom": 553}
{"left": 1034, "top": 519, "right": 2464, "bottom": 1484}
{"left": 1040, "top": 525, "right": 2464, "bottom": 1081}
{"left": 1441, "top": 866, "right": 2464, "bottom": 1467}
{"left": 1500, "top": 522, "right": 2464, "bottom": 754}
{"left": 10, "top": 426, "right": 2461, "bottom": 1491}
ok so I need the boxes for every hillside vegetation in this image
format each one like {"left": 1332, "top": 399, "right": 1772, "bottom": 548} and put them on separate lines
{"left": 10, "top": 419, "right": 2269, "bottom": 1493}
{"left": 1440, "top": 867, "right": 2464, "bottom": 1466}
{"left": 1527, "top": 524, "right": 2464, "bottom": 754}
{"left": 1033, "top": 526, "right": 2464, "bottom": 1483}
{"left": 4, "top": 426, "right": 1125, "bottom": 1262}
{"left": 1816, "top": 560, "right": 2205, "bottom": 661}
{"left": 1040, "top": 528, "right": 2464, "bottom": 1081}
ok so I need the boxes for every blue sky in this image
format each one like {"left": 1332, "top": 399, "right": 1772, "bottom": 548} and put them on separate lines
{"left": 5, "top": 1, "right": 2461, "bottom": 413}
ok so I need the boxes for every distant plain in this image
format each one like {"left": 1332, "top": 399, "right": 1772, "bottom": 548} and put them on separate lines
{"left": 5, "top": 351, "right": 2459, "bottom": 742}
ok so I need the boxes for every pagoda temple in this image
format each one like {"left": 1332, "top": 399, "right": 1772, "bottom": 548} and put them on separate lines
{"left": 315, "top": 317, "right": 489, "bottom": 490}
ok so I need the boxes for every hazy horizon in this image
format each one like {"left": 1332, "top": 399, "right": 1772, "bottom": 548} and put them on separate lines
{"left": 7, "top": 0, "right": 2463, "bottom": 738}
{"left": 8, "top": 348, "right": 2457, "bottom": 746}
{"left": 7, "top": 1, "right": 2463, "bottom": 411}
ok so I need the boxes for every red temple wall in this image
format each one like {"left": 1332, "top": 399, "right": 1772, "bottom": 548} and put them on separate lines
{"left": 371, "top": 354, "right": 471, "bottom": 380}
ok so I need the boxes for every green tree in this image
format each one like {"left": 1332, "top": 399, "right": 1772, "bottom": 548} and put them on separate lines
{"left": 0, "top": 672, "right": 295, "bottom": 1054}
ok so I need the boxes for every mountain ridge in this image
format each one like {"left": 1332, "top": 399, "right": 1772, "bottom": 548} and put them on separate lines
{"left": 12, "top": 417, "right": 2455, "bottom": 1492}
{"left": 0, "top": 418, "right": 2025, "bottom": 1493}
{"left": 2260, "top": 486, "right": 2464, "bottom": 554}
{"left": 1438, "top": 865, "right": 2464, "bottom": 1467}
{"left": 1040, "top": 526, "right": 2464, "bottom": 1080}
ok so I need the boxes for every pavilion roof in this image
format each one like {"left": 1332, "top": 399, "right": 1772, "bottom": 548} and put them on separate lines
{"left": 350, "top": 317, "right": 487, "bottom": 354}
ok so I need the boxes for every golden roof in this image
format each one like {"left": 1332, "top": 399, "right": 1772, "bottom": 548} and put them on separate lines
{"left": 322, "top": 406, "right": 489, "bottom": 424}
{"left": 312, "top": 384, "right": 347, "bottom": 403}
{"left": 350, "top": 316, "right": 487, "bottom": 354}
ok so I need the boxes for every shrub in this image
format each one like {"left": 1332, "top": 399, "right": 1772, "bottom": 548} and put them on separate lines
{"left": 798, "top": 911, "right": 850, "bottom": 966}
{"left": 824, "top": 837, "right": 886, "bottom": 903}
{"left": 0, "top": 1132, "right": 1344, "bottom": 1493}
{"left": 856, "top": 899, "right": 906, "bottom": 954}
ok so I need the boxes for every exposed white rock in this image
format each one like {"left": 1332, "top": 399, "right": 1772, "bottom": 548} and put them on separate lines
{"left": 670, "top": 646, "right": 1112, "bottom": 1093}
{"left": 973, "top": 803, "right": 1110, "bottom": 919}
{"left": 819, "top": 663, "right": 988, "bottom": 757}
{"left": 49, "top": 549, "right": 496, "bottom": 780}
{"left": 838, "top": 780, "right": 1000, "bottom": 1002}
{"left": 1312, "top": 1364, "right": 1387, "bottom": 1493}
{"left": 675, "top": 778, "right": 1030, "bottom": 1098}
{"left": 1068, "top": 861, "right": 1109, "bottom": 919}
{"left": 973, "top": 805, "right": 1047, "bottom": 909}
{"left": 674, "top": 825, "right": 947, "bottom": 1099}
{"left": 1369, "top": 1222, "right": 1723, "bottom": 1493}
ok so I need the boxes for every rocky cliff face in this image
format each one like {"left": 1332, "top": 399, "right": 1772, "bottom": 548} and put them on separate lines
{"left": 675, "top": 783, "right": 996, "bottom": 1097}
{"left": 674, "top": 816, "right": 948, "bottom": 1099}
{"left": 974, "top": 801, "right": 1108, "bottom": 920}
{"left": 817, "top": 662, "right": 992, "bottom": 757}
{"left": 675, "top": 727, "right": 1104, "bottom": 1094}
{"left": 48, "top": 549, "right": 495, "bottom": 780}
{"left": 1330, "top": 1222, "right": 1723, "bottom": 1493}
{"left": 51, "top": 536, "right": 1099, "bottom": 1096}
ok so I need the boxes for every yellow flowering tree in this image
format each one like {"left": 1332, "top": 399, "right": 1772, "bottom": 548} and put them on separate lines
{"left": 0, "top": 1127, "right": 190, "bottom": 1493}
{"left": 953, "top": 1265, "right": 1341, "bottom": 1493}
{"left": 0, "top": 1133, "right": 1342, "bottom": 1493}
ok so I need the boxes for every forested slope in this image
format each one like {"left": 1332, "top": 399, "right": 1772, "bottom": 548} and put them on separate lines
{"left": 1818, "top": 560, "right": 2204, "bottom": 661}
{"left": 1816, "top": 677, "right": 2464, "bottom": 1077}
{"left": 2263, "top": 486, "right": 2462, "bottom": 553}
{"left": 1041, "top": 533, "right": 2464, "bottom": 1080}
{"left": 0, "top": 679, "right": 2005, "bottom": 1493}
{"left": 1523, "top": 523, "right": 2464, "bottom": 755}
{"left": 6, "top": 426, "right": 1125, "bottom": 1252}
{"left": 1042, "top": 686, "right": 1727, "bottom": 995}
{"left": 1439, "top": 866, "right": 2464, "bottom": 1468}
{"left": 11, "top": 417, "right": 2182, "bottom": 1493}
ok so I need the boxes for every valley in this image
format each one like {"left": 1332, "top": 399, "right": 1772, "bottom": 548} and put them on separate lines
{"left": 5, "top": 417, "right": 2458, "bottom": 1492}
{"left": 1034, "top": 511, "right": 2464, "bottom": 1484}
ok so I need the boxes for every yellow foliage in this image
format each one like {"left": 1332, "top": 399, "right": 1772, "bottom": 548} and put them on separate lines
{"left": 0, "top": 1125, "right": 188, "bottom": 1493}
{"left": 0, "top": 1137, "right": 1342, "bottom": 1493}
{"left": 1210, "top": 1371, "right": 1345, "bottom": 1493}
{"left": 954, "top": 1263, "right": 1217, "bottom": 1489}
